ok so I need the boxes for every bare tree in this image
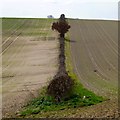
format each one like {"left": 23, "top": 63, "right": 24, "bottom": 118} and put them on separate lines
{"left": 47, "top": 14, "right": 73, "bottom": 102}
{"left": 52, "top": 14, "right": 71, "bottom": 38}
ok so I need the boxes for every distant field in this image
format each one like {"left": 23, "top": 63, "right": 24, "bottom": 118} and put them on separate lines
{"left": 2, "top": 18, "right": 55, "bottom": 53}
{"left": 69, "top": 19, "right": 118, "bottom": 98}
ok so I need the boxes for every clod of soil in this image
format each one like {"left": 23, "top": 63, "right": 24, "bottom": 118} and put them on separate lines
{"left": 94, "top": 70, "right": 97, "bottom": 72}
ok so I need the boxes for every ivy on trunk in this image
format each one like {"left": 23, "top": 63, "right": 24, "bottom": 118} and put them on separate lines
{"left": 47, "top": 14, "right": 73, "bottom": 102}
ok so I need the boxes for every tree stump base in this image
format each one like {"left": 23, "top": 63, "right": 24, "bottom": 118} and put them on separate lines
{"left": 47, "top": 73, "right": 73, "bottom": 102}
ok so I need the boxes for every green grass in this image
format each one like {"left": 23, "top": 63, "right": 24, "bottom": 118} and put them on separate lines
{"left": 19, "top": 33, "right": 105, "bottom": 117}
{"left": 20, "top": 84, "right": 103, "bottom": 117}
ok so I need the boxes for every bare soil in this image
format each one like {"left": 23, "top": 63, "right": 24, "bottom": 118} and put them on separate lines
{"left": 1, "top": 18, "right": 119, "bottom": 119}
{"left": 2, "top": 34, "right": 58, "bottom": 117}
{"left": 69, "top": 19, "right": 119, "bottom": 118}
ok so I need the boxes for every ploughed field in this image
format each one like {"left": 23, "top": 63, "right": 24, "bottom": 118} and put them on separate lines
{"left": 1, "top": 18, "right": 118, "bottom": 118}
{"left": 69, "top": 19, "right": 118, "bottom": 99}
{"left": 2, "top": 18, "right": 58, "bottom": 117}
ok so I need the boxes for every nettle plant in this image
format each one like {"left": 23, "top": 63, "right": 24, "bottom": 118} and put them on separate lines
{"left": 52, "top": 14, "right": 71, "bottom": 38}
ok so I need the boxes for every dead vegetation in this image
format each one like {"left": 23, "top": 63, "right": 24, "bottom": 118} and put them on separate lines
{"left": 47, "top": 37, "right": 73, "bottom": 102}
{"left": 47, "top": 14, "right": 73, "bottom": 102}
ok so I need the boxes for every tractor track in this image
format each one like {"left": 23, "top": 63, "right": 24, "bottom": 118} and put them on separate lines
{"left": 2, "top": 20, "right": 35, "bottom": 72}
{"left": 2, "top": 19, "right": 50, "bottom": 83}
{"left": 1, "top": 20, "right": 27, "bottom": 55}
{"left": 69, "top": 19, "right": 118, "bottom": 118}
{"left": 2, "top": 18, "right": 58, "bottom": 117}
{"left": 69, "top": 19, "right": 118, "bottom": 97}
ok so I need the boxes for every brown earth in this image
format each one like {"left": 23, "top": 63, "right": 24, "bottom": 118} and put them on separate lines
{"left": 69, "top": 19, "right": 119, "bottom": 118}
{"left": 1, "top": 18, "right": 119, "bottom": 119}
{"left": 2, "top": 19, "right": 59, "bottom": 118}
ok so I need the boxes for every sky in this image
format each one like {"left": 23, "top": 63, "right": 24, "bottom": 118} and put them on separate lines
{"left": 1, "top": 0, "right": 119, "bottom": 20}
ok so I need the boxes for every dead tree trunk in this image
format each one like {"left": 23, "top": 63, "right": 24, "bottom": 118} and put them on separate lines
{"left": 47, "top": 14, "right": 73, "bottom": 102}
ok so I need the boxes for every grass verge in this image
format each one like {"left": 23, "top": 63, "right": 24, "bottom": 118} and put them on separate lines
{"left": 19, "top": 34, "right": 105, "bottom": 118}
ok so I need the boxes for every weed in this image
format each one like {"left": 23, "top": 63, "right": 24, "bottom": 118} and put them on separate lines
{"left": 20, "top": 82, "right": 104, "bottom": 116}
